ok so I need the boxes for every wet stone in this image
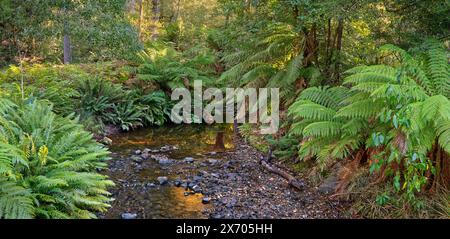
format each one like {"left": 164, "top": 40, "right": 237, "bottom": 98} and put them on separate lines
{"left": 146, "top": 183, "right": 156, "bottom": 188}
{"left": 140, "top": 153, "right": 150, "bottom": 160}
{"left": 207, "top": 159, "right": 218, "bottom": 165}
{"left": 158, "top": 158, "right": 173, "bottom": 165}
{"left": 184, "top": 157, "right": 195, "bottom": 163}
{"left": 174, "top": 180, "right": 182, "bottom": 187}
{"left": 202, "top": 197, "right": 211, "bottom": 204}
{"left": 192, "top": 185, "right": 202, "bottom": 193}
{"left": 121, "top": 213, "right": 137, "bottom": 219}
{"left": 157, "top": 176, "right": 168, "bottom": 185}
{"left": 131, "top": 156, "right": 143, "bottom": 163}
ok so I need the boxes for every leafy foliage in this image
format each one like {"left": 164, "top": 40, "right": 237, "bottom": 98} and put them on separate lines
{"left": 137, "top": 43, "right": 216, "bottom": 90}
{"left": 0, "top": 99, "right": 114, "bottom": 219}
{"left": 288, "top": 41, "right": 450, "bottom": 199}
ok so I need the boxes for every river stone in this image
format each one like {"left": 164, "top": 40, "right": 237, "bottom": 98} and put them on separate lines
{"left": 202, "top": 197, "right": 211, "bottom": 204}
{"left": 134, "top": 150, "right": 142, "bottom": 155}
{"left": 131, "top": 156, "right": 143, "bottom": 163}
{"left": 192, "top": 185, "right": 202, "bottom": 193}
{"left": 174, "top": 179, "right": 182, "bottom": 187}
{"left": 146, "top": 183, "right": 156, "bottom": 188}
{"left": 140, "top": 152, "right": 150, "bottom": 160}
{"left": 207, "top": 159, "right": 218, "bottom": 165}
{"left": 143, "top": 148, "right": 151, "bottom": 154}
{"left": 160, "top": 145, "right": 171, "bottom": 152}
{"left": 318, "top": 176, "right": 338, "bottom": 194}
{"left": 121, "top": 213, "right": 137, "bottom": 219}
{"left": 193, "top": 176, "right": 202, "bottom": 182}
{"left": 188, "top": 182, "right": 196, "bottom": 189}
{"left": 184, "top": 157, "right": 194, "bottom": 163}
{"left": 158, "top": 158, "right": 173, "bottom": 165}
{"left": 157, "top": 176, "right": 169, "bottom": 185}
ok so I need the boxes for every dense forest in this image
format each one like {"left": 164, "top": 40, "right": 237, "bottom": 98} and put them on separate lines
{"left": 0, "top": 0, "right": 449, "bottom": 219}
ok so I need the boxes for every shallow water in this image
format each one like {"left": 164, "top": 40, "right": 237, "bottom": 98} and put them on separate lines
{"left": 103, "top": 124, "right": 234, "bottom": 219}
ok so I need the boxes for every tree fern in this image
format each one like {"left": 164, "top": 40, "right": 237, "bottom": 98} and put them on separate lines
{"left": 288, "top": 40, "right": 450, "bottom": 198}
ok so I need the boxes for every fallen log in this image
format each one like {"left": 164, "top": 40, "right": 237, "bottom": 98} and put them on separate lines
{"left": 260, "top": 159, "right": 305, "bottom": 191}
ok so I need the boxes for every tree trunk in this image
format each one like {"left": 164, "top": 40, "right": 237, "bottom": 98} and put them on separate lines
{"left": 63, "top": 34, "right": 71, "bottom": 64}
{"left": 151, "top": 0, "right": 160, "bottom": 41}
{"left": 214, "top": 131, "right": 225, "bottom": 150}
{"left": 137, "top": 0, "right": 144, "bottom": 40}
{"left": 334, "top": 17, "right": 344, "bottom": 82}
{"left": 172, "top": 0, "right": 181, "bottom": 23}
{"left": 302, "top": 24, "right": 318, "bottom": 67}
{"left": 62, "top": 2, "right": 71, "bottom": 64}
{"left": 335, "top": 17, "right": 344, "bottom": 51}
{"left": 325, "top": 18, "right": 332, "bottom": 66}
{"left": 127, "top": 0, "right": 137, "bottom": 14}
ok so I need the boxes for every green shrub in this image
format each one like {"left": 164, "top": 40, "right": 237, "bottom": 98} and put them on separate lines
{"left": 73, "top": 77, "right": 126, "bottom": 131}
{"left": 0, "top": 64, "right": 80, "bottom": 115}
{"left": 0, "top": 98, "right": 114, "bottom": 219}
{"left": 137, "top": 43, "right": 216, "bottom": 90}
{"left": 288, "top": 40, "right": 450, "bottom": 200}
{"left": 139, "top": 91, "right": 173, "bottom": 126}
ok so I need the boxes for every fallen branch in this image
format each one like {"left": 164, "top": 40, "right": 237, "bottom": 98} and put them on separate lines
{"left": 260, "top": 159, "right": 305, "bottom": 191}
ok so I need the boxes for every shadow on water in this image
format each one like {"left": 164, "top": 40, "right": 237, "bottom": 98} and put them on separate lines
{"left": 103, "top": 124, "right": 234, "bottom": 219}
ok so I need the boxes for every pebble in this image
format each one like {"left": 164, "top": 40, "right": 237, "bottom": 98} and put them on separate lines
{"left": 207, "top": 159, "right": 218, "bottom": 165}
{"left": 157, "top": 176, "right": 168, "bottom": 185}
{"left": 192, "top": 185, "right": 202, "bottom": 193}
{"left": 121, "top": 213, "right": 137, "bottom": 219}
{"left": 184, "top": 157, "right": 195, "bottom": 163}
{"left": 131, "top": 156, "right": 143, "bottom": 163}
{"left": 141, "top": 153, "right": 150, "bottom": 160}
{"left": 158, "top": 158, "right": 173, "bottom": 165}
{"left": 202, "top": 197, "right": 211, "bottom": 204}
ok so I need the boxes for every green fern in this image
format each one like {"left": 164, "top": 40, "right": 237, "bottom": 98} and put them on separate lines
{"left": 0, "top": 99, "right": 114, "bottom": 219}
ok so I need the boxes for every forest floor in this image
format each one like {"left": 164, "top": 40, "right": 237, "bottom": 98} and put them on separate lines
{"left": 101, "top": 131, "right": 350, "bottom": 219}
{"left": 201, "top": 136, "right": 350, "bottom": 219}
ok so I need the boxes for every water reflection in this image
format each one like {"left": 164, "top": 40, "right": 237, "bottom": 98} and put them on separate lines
{"left": 109, "top": 124, "right": 234, "bottom": 158}
{"left": 104, "top": 124, "right": 234, "bottom": 219}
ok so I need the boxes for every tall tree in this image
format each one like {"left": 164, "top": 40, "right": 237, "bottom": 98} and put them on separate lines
{"left": 137, "top": 0, "right": 144, "bottom": 40}
{"left": 150, "top": 0, "right": 160, "bottom": 40}
{"left": 62, "top": 0, "right": 71, "bottom": 64}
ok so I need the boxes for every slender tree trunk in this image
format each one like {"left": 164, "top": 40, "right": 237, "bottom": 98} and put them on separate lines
{"left": 63, "top": 34, "right": 71, "bottom": 64}
{"left": 335, "top": 17, "right": 344, "bottom": 51}
{"left": 127, "top": 0, "right": 137, "bottom": 14}
{"left": 214, "top": 131, "right": 225, "bottom": 150}
{"left": 137, "top": 0, "right": 144, "bottom": 40}
{"left": 63, "top": 2, "right": 71, "bottom": 64}
{"left": 325, "top": 18, "right": 332, "bottom": 66}
{"left": 334, "top": 17, "right": 344, "bottom": 81}
{"left": 151, "top": 0, "right": 160, "bottom": 41}
{"left": 172, "top": 0, "right": 181, "bottom": 23}
{"left": 302, "top": 24, "right": 318, "bottom": 67}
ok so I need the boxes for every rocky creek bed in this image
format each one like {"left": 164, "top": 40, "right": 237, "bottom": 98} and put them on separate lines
{"left": 100, "top": 125, "right": 349, "bottom": 219}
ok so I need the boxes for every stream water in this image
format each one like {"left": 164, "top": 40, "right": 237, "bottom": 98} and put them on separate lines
{"left": 103, "top": 124, "right": 234, "bottom": 219}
